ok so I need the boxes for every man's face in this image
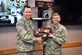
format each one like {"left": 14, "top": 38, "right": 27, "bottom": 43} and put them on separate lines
{"left": 23, "top": 8, "right": 32, "bottom": 20}
{"left": 52, "top": 15, "right": 61, "bottom": 25}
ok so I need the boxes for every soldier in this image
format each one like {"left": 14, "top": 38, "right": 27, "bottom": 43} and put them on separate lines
{"left": 16, "top": 5, "right": 42, "bottom": 55}
{"left": 43, "top": 12, "right": 67, "bottom": 55}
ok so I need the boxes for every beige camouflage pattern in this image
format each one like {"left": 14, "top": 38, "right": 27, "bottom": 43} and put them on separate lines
{"left": 43, "top": 23, "right": 67, "bottom": 55}
{"left": 16, "top": 18, "right": 37, "bottom": 55}
{"left": 17, "top": 52, "right": 33, "bottom": 55}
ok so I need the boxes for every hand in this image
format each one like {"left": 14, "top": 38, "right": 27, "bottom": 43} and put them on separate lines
{"left": 36, "top": 37, "right": 42, "bottom": 43}
{"left": 35, "top": 29, "right": 40, "bottom": 34}
{"left": 48, "top": 33, "right": 53, "bottom": 38}
{"left": 38, "top": 29, "right": 41, "bottom": 31}
{"left": 36, "top": 31, "right": 39, "bottom": 34}
{"left": 43, "top": 34, "right": 47, "bottom": 38}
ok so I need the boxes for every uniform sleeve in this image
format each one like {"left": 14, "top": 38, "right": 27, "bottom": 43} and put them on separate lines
{"left": 52, "top": 27, "right": 67, "bottom": 45}
{"left": 16, "top": 22, "right": 37, "bottom": 44}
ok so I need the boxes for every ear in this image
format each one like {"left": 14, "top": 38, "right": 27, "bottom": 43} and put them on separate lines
{"left": 59, "top": 18, "right": 61, "bottom": 22}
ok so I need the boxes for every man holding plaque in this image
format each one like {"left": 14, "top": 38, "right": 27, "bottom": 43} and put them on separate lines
{"left": 43, "top": 12, "right": 67, "bottom": 55}
{"left": 16, "top": 5, "right": 42, "bottom": 55}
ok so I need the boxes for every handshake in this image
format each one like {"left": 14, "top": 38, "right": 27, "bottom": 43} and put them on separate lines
{"left": 33, "top": 28, "right": 52, "bottom": 38}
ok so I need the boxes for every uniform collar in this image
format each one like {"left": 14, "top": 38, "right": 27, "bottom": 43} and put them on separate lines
{"left": 22, "top": 16, "right": 31, "bottom": 23}
{"left": 52, "top": 23, "right": 60, "bottom": 29}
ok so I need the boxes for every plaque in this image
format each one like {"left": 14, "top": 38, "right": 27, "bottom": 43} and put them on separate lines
{"left": 34, "top": 28, "right": 52, "bottom": 37}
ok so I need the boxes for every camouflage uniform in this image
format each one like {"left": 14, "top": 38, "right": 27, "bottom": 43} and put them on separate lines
{"left": 43, "top": 23, "right": 67, "bottom": 55}
{"left": 16, "top": 18, "right": 38, "bottom": 55}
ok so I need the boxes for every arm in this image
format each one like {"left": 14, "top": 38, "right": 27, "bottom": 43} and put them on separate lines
{"left": 48, "top": 27, "right": 67, "bottom": 45}
{"left": 16, "top": 22, "right": 38, "bottom": 44}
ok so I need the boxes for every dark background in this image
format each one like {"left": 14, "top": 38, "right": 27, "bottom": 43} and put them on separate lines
{"left": 54, "top": 0, "right": 82, "bottom": 25}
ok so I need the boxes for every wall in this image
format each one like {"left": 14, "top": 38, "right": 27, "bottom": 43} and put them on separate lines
{"left": 28, "top": 0, "right": 35, "bottom": 7}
